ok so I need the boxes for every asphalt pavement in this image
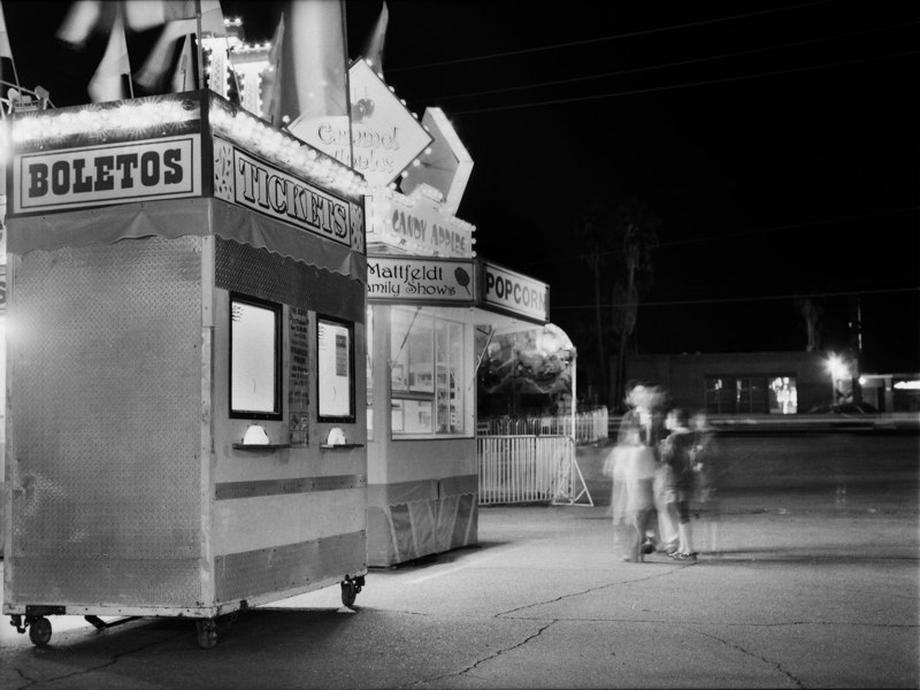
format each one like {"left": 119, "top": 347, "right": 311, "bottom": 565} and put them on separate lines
{"left": 1, "top": 431, "right": 918, "bottom": 688}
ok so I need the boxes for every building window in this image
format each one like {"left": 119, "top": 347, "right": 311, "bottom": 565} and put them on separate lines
{"left": 705, "top": 374, "right": 794, "bottom": 414}
{"left": 317, "top": 316, "right": 355, "bottom": 421}
{"left": 390, "top": 306, "right": 466, "bottom": 437}
{"left": 704, "top": 377, "right": 731, "bottom": 415}
{"left": 230, "top": 294, "right": 281, "bottom": 419}
{"left": 769, "top": 376, "right": 798, "bottom": 414}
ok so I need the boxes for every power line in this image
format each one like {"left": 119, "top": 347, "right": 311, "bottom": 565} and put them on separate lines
{"left": 521, "top": 207, "right": 920, "bottom": 267}
{"left": 655, "top": 207, "right": 920, "bottom": 250}
{"left": 450, "top": 49, "right": 920, "bottom": 116}
{"left": 552, "top": 286, "right": 920, "bottom": 311}
{"left": 419, "top": 19, "right": 920, "bottom": 103}
{"left": 386, "top": 1, "right": 833, "bottom": 74}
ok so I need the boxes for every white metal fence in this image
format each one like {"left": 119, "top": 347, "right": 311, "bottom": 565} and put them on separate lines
{"left": 478, "top": 407, "right": 608, "bottom": 444}
{"left": 478, "top": 434, "right": 584, "bottom": 505}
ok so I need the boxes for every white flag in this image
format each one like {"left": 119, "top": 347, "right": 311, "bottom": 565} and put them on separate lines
{"left": 88, "top": 11, "right": 130, "bottom": 103}
{"left": 0, "top": 0, "right": 13, "bottom": 60}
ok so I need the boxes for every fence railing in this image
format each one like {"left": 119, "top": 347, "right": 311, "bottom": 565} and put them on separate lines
{"left": 478, "top": 407, "right": 608, "bottom": 444}
{"left": 478, "top": 434, "right": 578, "bottom": 505}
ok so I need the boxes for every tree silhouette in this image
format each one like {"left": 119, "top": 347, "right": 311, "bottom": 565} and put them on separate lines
{"left": 573, "top": 197, "right": 659, "bottom": 410}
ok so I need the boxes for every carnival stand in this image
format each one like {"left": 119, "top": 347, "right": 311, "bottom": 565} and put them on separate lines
{"left": 3, "top": 91, "right": 369, "bottom": 647}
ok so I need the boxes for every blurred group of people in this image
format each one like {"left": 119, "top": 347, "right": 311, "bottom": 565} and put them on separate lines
{"left": 603, "top": 382, "right": 719, "bottom": 564}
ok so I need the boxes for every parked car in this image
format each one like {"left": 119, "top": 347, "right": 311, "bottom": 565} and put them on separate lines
{"left": 808, "top": 401, "right": 879, "bottom": 415}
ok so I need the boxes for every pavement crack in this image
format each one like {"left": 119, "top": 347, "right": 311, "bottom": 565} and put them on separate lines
{"left": 495, "top": 567, "right": 684, "bottom": 618}
{"left": 403, "top": 620, "right": 557, "bottom": 688}
{"left": 16, "top": 631, "right": 186, "bottom": 688}
{"left": 12, "top": 666, "right": 38, "bottom": 689}
{"left": 697, "top": 630, "right": 805, "bottom": 688}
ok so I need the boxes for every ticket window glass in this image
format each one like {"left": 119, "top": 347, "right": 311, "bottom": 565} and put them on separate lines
{"left": 390, "top": 307, "right": 466, "bottom": 437}
{"left": 230, "top": 294, "right": 282, "bottom": 419}
{"left": 318, "top": 316, "right": 355, "bottom": 421}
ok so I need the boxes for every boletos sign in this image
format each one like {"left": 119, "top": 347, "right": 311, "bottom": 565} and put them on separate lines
{"left": 13, "top": 135, "right": 202, "bottom": 213}
{"left": 479, "top": 261, "right": 550, "bottom": 323}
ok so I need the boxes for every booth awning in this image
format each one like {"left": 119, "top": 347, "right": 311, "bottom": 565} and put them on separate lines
{"left": 7, "top": 197, "right": 366, "bottom": 283}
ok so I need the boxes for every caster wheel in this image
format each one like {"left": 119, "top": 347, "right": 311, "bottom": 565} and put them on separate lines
{"left": 29, "top": 617, "right": 52, "bottom": 647}
{"left": 341, "top": 579, "right": 358, "bottom": 608}
{"left": 195, "top": 619, "right": 218, "bottom": 649}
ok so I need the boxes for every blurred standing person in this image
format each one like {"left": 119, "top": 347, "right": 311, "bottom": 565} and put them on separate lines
{"left": 659, "top": 408, "right": 698, "bottom": 561}
{"left": 690, "top": 410, "right": 720, "bottom": 553}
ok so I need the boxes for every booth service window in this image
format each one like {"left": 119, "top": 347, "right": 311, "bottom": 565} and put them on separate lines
{"left": 390, "top": 307, "right": 466, "bottom": 436}
{"left": 318, "top": 316, "right": 355, "bottom": 421}
{"left": 230, "top": 295, "right": 282, "bottom": 419}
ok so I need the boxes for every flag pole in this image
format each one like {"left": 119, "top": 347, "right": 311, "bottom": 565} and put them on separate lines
{"left": 9, "top": 55, "right": 19, "bottom": 91}
{"left": 195, "top": 0, "right": 204, "bottom": 90}
{"left": 340, "top": 0, "right": 353, "bottom": 168}
{"left": 120, "top": 4, "right": 134, "bottom": 98}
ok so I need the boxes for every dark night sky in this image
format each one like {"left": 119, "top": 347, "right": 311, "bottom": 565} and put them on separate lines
{"left": 6, "top": 1, "right": 919, "bottom": 372}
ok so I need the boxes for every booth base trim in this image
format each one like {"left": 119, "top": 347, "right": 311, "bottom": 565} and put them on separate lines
{"left": 366, "top": 476, "right": 478, "bottom": 567}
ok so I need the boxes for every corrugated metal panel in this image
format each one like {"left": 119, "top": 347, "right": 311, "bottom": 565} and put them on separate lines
{"left": 214, "top": 531, "right": 365, "bottom": 603}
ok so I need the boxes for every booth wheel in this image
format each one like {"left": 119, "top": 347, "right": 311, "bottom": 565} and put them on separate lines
{"left": 28, "top": 617, "right": 52, "bottom": 647}
{"left": 195, "top": 619, "right": 218, "bottom": 649}
{"left": 341, "top": 576, "right": 364, "bottom": 608}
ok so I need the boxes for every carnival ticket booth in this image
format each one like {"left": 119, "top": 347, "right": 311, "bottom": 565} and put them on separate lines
{"left": 3, "top": 92, "right": 369, "bottom": 648}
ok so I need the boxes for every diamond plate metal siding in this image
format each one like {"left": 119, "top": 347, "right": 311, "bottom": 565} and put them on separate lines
{"left": 9, "top": 236, "right": 203, "bottom": 607}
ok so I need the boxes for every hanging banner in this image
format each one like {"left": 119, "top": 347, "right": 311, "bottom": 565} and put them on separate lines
{"left": 13, "top": 134, "right": 202, "bottom": 214}
{"left": 367, "top": 255, "right": 476, "bottom": 305}
{"left": 479, "top": 261, "right": 550, "bottom": 323}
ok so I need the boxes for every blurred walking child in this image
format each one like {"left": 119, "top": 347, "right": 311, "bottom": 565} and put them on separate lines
{"left": 659, "top": 408, "right": 698, "bottom": 562}
{"left": 604, "top": 426, "right": 657, "bottom": 562}
{"left": 690, "top": 410, "right": 720, "bottom": 553}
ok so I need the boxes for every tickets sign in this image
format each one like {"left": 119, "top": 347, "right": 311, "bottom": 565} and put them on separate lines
{"left": 367, "top": 255, "right": 476, "bottom": 304}
{"left": 13, "top": 135, "right": 201, "bottom": 213}
{"left": 480, "top": 262, "right": 549, "bottom": 323}
{"left": 213, "top": 138, "right": 356, "bottom": 248}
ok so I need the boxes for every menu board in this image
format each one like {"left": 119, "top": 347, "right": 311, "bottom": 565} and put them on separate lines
{"left": 288, "top": 307, "right": 310, "bottom": 446}
{"left": 318, "top": 318, "right": 353, "bottom": 419}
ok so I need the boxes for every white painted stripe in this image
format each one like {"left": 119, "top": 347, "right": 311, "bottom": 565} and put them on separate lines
{"left": 407, "top": 548, "right": 516, "bottom": 584}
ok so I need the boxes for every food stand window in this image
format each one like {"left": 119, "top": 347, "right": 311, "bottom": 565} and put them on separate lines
{"left": 318, "top": 316, "right": 355, "bottom": 421}
{"left": 366, "top": 306, "right": 374, "bottom": 439}
{"left": 230, "top": 294, "right": 282, "bottom": 419}
{"left": 390, "top": 306, "right": 466, "bottom": 437}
